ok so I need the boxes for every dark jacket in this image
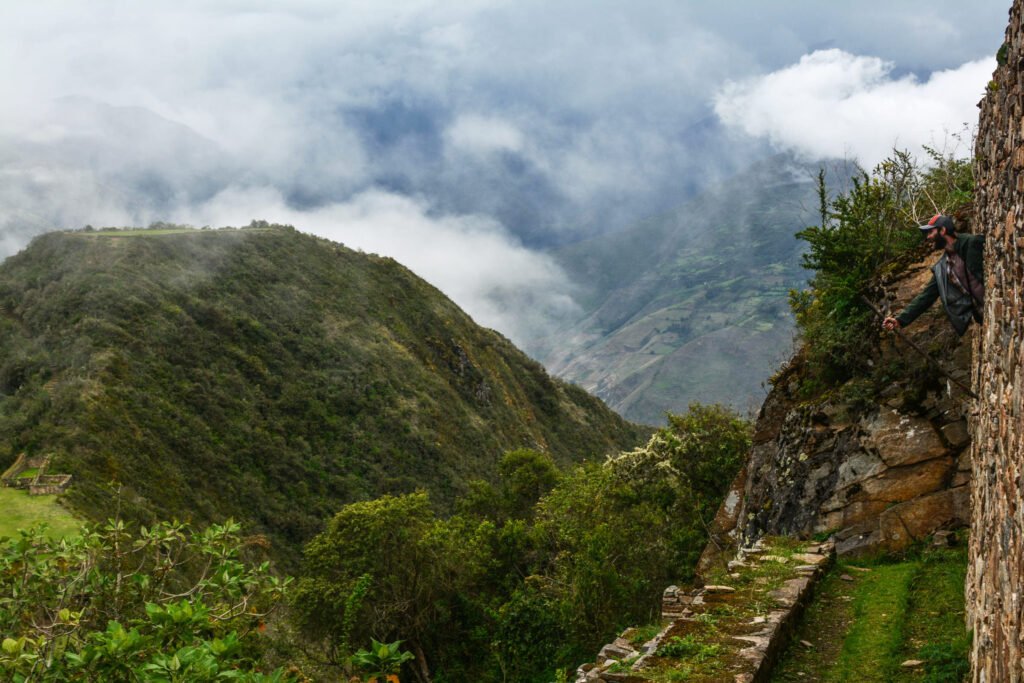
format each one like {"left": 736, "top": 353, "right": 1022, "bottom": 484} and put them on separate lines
{"left": 895, "top": 234, "right": 985, "bottom": 336}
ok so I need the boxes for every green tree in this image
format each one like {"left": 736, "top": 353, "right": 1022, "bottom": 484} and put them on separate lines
{"left": 519, "top": 404, "right": 750, "bottom": 671}
{"left": 458, "top": 449, "right": 562, "bottom": 523}
{"left": 292, "top": 493, "right": 495, "bottom": 683}
{"left": 498, "top": 449, "right": 562, "bottom": 521}
{"left": 294, "top": 406, "right": 749, "bottom": 683}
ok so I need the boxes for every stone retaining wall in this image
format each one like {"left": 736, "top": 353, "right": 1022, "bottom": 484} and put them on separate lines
{"left": 1, "top": 454, "right": 72, "bottom": 495}
{"left": 1, "top": 453, "right": 46, "bottom": 483}
{"left": 30, "top": 475, "right": 73, "bottom": 495}
{"left": 575, "top": 539, "right": 834, "bottom": 682}
{"left": 969, "top": 1, "right": 1024, "bottom": 680}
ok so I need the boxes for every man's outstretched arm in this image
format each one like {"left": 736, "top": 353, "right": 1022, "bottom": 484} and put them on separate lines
{"left": 883, "top": 276, "right": 939, "bottom": 330}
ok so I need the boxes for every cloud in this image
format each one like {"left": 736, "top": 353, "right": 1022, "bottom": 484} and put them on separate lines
{"left": 0, "top": 1, "right": 1008, "bottom": 347}
{"left": 446, "top": 114, "right": 524, "bottom": 156}
{"left": 0, "top": 2, "right": 815, "bottom": 244}
{"left": 714, "top": 49, "right": 995, "bottom": 167}
{"left": 176, "top": 186, "right": 578, "bottom": 346}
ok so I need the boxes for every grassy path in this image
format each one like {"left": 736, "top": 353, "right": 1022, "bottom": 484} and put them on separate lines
{"left": 771, "top": 546, "right": 968, "bottom": 682}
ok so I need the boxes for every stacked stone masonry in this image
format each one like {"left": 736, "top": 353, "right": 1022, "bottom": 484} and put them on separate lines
{"left": 575, "top": 540, "right": 834, "bottom": 683}
{"left": 970, "top": 2, "right": 1024, "bottom": 680}
{"left": 0, "top": 454, "right": 72, "bottom": 495}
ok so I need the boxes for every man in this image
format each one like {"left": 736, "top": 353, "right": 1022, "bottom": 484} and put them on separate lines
{"left": 882, "top": 214, "right": 985, "bottom": 336}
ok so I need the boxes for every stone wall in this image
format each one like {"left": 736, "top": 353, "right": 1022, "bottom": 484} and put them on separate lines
{"left": 969, "top": 2, "right": 1024, "bottom": 680}
{"left": 575, "top": 539, "right": 834, "bottom": 683}
{"left": 1, "top": 454, "right": 72, "bottom": 495}
{"left": 30, "top": 474, "right": 73, "bottom": 496}
{"left": 1, "top": 453, "right": 46, "bottom": 483}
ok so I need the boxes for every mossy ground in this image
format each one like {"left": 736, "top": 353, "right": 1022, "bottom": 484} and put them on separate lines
{"left": 771, "top": 544, "right": 969, "bottom": 682}
{"left": 0, "top": 487, "right": 82, "bottom": 540}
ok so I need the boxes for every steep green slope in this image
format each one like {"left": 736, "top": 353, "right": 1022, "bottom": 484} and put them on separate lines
{"left": 0, "top": 225, "right": 644, "bottom": 563}
{"left": 542, "top": 156, "right": 831, "bottom": 423}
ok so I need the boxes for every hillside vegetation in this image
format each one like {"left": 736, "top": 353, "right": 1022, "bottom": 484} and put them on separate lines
{"left": 291, "top": 404, "right": 751, "bottom": 682}
{"left": 0, "top": 224, "right": 644, "bottom": 563}
{"left": 1, "top": 404, "right": 748, "bottom": 683}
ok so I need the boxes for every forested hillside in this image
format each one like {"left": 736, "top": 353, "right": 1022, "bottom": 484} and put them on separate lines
{"left": 0, "top": 225, "right": 644, "bottom": 562}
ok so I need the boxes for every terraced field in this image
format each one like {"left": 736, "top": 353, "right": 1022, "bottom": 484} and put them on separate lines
{"left": 0, "top": 488, "right": 81, "bottom": 540}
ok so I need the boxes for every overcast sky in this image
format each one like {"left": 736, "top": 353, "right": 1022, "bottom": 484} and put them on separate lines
{"left": 0, "top": 1, "right": 1008, "bottom": 344}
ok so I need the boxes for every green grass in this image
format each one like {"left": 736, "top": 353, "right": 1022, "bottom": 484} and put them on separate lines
{"left": 16, "top": 467, "right": 39, "bottom": 479}
{"left": 833, "top": 561, "right": 918, "bottom": 681}
{"left": 901, "top": 548, "right": 970, "bottom": 682}
{"left": 627, "top": 623, "right": 666, "bottom": 648}
{"left": 772, "top": 546, "right": 970, "bottom": 682}
{"left": 79, "top": 228, "right": 205, "bottom": 236}
{"left": 0, "top": 487, "right": 82, "bottom": 540}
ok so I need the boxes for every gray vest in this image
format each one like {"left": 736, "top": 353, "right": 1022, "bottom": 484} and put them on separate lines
{"left": 933, "top": 256, "right": 982, "bottom": 336}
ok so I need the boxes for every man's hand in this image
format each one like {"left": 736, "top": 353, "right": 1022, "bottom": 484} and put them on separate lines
{"left": 882, "top": 316, "right": 901, "bottom": 331}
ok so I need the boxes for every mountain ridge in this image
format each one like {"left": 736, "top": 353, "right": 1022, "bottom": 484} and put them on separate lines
{"left": 0, "top": 225, "right": 645, "bottom": 565}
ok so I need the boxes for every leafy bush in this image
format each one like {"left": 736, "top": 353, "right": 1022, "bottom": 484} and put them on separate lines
{"left": 790, "top": 148, "right": 973, "bottom": 389}
{"left": 351, "top": 639, "right": 415, "bottom": 680}
{"left": 607, "top": 403, "right": 752, "bottom": 571}
{"left": 0, "top": 519, "right": 291, "bottom": 682}
{"left": 656, "top": 634, "right": 722, "bottom": 661}
{"left": 292, "top": 492, "right": 497, "bottom": 680}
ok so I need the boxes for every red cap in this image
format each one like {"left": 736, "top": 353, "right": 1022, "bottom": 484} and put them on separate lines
{"left": 918, "top": 214, "right": 955, "bottom": 232}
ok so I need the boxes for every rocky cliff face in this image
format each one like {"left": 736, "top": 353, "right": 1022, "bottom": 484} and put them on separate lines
{"left": 969, "top": 2, "right": 1024, "bottom": 680}
{"left": 700, "top": 250, "right": 975, "bottom": 573}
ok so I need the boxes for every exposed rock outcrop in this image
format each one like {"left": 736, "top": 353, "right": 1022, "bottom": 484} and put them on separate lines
{"left": 969, "top": 2, "right": 1024, "bottom": 679}
{"left": 699, "top": 251, "right": 974, "bottom": 571}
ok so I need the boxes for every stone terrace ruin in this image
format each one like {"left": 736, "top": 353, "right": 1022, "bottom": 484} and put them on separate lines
{"left": 1, "top": 454, "right": 72, "bottom": 495}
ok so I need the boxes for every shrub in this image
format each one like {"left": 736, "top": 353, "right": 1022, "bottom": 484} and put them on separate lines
{"left": 0, "top": 519, "right": 291, "bottom": 682}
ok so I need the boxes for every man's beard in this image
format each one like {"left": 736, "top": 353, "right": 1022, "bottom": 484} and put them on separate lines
{"left": 932, "top": 238, "right": 946, "bottom": 252}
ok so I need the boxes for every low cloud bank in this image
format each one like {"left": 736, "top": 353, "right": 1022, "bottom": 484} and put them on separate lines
{"left": 715, "top": 49, "right": 995, "bottom": 168}
{"left": 176, "top": 188, "right": 579, "bottom": 347}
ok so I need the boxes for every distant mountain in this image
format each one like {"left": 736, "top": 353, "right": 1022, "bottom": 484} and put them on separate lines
{"left": 540, "top": 156, "right": 840, "bottom": 424}
{"left": 0, "top": 226, "right": 644, "bottom": 564}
